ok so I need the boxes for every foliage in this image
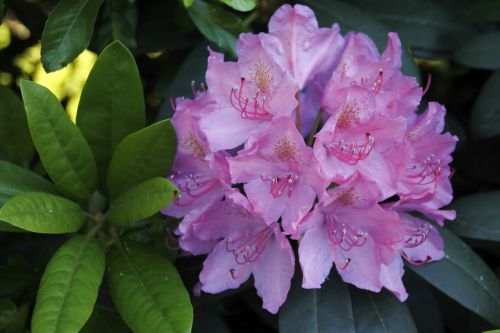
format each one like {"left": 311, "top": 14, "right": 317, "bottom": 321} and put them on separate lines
{"left": 0, "top": 0, "right": 499, "bottom": 332}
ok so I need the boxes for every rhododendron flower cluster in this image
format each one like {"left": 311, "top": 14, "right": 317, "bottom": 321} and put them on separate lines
{"left": 162, "top": 4, "right": 457, "bottom": 314}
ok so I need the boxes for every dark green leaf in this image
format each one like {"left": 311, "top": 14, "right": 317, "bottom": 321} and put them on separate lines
{"left": 31, "top": 235, "right": 105, "bottom": 333}
{"left": 459, "top": 0, "right": 500, "bottom": 22}
{"left": 0, "top": 299, "right": 17, "bottom": 330}
{"left": 0, "top": 160, "right": 58, "bottom": 206}
{"left": 187, "top": 0, "right": 245, "bottom": 56}
{"left": 280, "top": 272, "right": 417, "bottom": 333}
{"left": 108, "top": 242, "right": 193, "bottom": 333}
{"left": 448, "top": 191, "right": 500, "bottom": 242}
{"left": 454, "top": 32, "right": 500, "bottom": 70}
{"left": 80, "top": 306, "right": 130, "bottom": 333}
{"left": 0, "top": 192, "right": 85, "bottom": 234}
{"left": 0, "top": 221, "right": 24, "bottom": 232}
{"left": 304, "top": 0, "right": 420, "bottom": 80}
{"left": 77, "top": 41, "right": 145, "bottom": 192}
{"left": 5, "top": 301, "right": 30, "bottom": 333}
{"left": 109, "top": 0, "right": 138, "bottom": 50}
{"left": 344, "top": 0, "right": 476, "bottom": 54}
{"left": 107, "top": 177, "right": 177, "bottom": 226}
{"left": 107, "top": 119, "right": 176, "bottom": 199}
{"left": 409, "top": 228, "right": 500, "bottom": 327}
{"left": 471, "top": 69, "right": 500, "bottom": 140}
{"left": 20, "top": 80, "right": 97, "bottom": 201}
{"left": 0, "top": 0, "right": 4, "bottom": 22}
{"left": 219, "top": 0, "right": 256, "bottom": 12}
{"left": 0, "top": 256, "right": 34, "bottom": 297}
{"left": 192, "top": 307, "right": 230, "bottom": 333}
{"left": 0, "top": 86, "right": 34, "bottom": 166}
{"left": 41, "top": 0, "right": 104, "bottom": 71}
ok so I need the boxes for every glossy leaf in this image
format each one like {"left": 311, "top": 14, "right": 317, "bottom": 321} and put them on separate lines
{"left": 109, "top": 0, "right": 138, "bottom": 50}
{"left": 0, "top": 160, "right": 58, "bottom": 206}
{"left": 0, "top": 221, "right": 24, "bottom": 232}
{"left": 107, "top": 119, "right": 176, "bottom": 200}
{"left": 0, "top": 192, "right": 85, "bottom": 234}
{"left": 280, "top": 272, "right": 417, "bottom": 333}
{"left": 0, "top": 86, "right": 34, "bottom": 166}
{"left": 41, "top": 0, "right": 104, "bottom": 71}
{"left": 304, "top": 0, "right": 420, "bottom": 80}
{"left": 77, "top": 41, "right": 145, "bottom": 191}
{"left": 459, "top": 0, "right": 500, "bottom": 22}
{"left": 80, "top": 306, "right": 129, "bottom": 333}
{"left": 454, "top": 32, "right": 500, "bottom": 70}
{"left": 409, "top": 228, "right": 500, "bottom": 327}
{"left": 471, "top": 70, "right": 500, "bottom": 140}
{"left": 219, "top": 0, "right": 256, "bottom": 12}
{"left": 0, "top": 299, "right": 17, "bottom": 330}
{"left": 448, "top": 191, "right": 500, "bottom": 242}
{"left": 31, "top": 235, "right": 105, "bottom": 333}
{"left": 187, "top": 0, "right": 245, "bottom": 56}
{"left": 107, "top": 177, "right": 177, "bottom": 226}
{"left": 108, "top": 242, "right": 193, "bottom": 333}
{"left": 20, "top": 80, "right": 97, "bottom": 201}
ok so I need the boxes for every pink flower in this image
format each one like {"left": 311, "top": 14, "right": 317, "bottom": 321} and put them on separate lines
{"left": 192, "top": 190, "right": 295, "bottom": 314}
{"left": 298, "top": 173, "right": 408, "bottom": 300}
{"left": 228, "top": 118, "right": 328, "bottom": 234}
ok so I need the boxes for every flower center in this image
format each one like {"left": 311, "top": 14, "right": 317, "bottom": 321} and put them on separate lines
{"left": 183, "top": 132, "right": 206, "bottom": 158}
{"left": 226, "top": 227, "right": 273, "bottom": 265}
{"left": 406, "top": 154, "right": 441, "bottom": 187}
{"left": 250, "top": 61, "right": 273, "bottom": 96}
{"left": 272, "top": 137, "right": 300, "bottom": 164}
{"left": 334, "top": 187, "right": 358, "bottom": 206}
{"left": 336, "top": 102, "right": 359, "bottom": 131}
{"left": 230, "top": 78, "right": 272, "bottom": 121}
{"left": 326, "top": 133, "right": 374, "bottom": 165}
{"left": 170, "top": 171, "right": 219, "bottom": 207}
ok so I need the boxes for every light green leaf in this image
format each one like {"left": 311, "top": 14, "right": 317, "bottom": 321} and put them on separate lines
{"left": 80, "top": 306, "right": 129, "bottom": 333}
{"left": 219, "top": 0, "right": 256, "bottom": 12}
{"left": 0, "top": 299, "right": 17, "bottom": 330}
{"left": 107, "top": 119, "right": 176, "bottom": 200}
{"left": 77, "top": 41, "right": 145, "bottom": 192}
{"left": 280, "top": 272, "right": 417, "bottom": 333}
{"left": 448, "top": 191, "right": 500, "bottom": 242}
{"left": 107, "top": 177, "right": 177, "bottom": 226}
{"left": 187, "top": 0, "right": 245, "bottom": 56}
{"left": 409, "top": 228, "right": 500, "bottom": 327}
{"left": 20, "top": 80, "right": 97, "bottom": 201}
{"left": 0, "top": 192, "right": 85, "bottom": 234}
{"left": 471, "top": 69, "right": 500, "bottom": 140}
{"left": 454, "top": 32, "right": 500, "bottom": 70}
{"left": 0, "top": 160, "right": 58, "bottom": 206}
{"left": 108, "top": 242, "right": 193, "bottom": 333}
{"left": 183, "top": 0, "right": 194, "bottom": 7}
{"left": 31, "top": 235, "right": 105, "bottom": 333}
{"left": 0, "top": 86, "right": 34, "bottom": 166}
{"left": 304, "top": 0, "right": 420, "bottom": 80}
{"left": 41, "top": 0, "right": 104, "bottom": 72}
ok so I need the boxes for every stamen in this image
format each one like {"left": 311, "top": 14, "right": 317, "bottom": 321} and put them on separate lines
{"left": 373, "top": 69, "right": 384, "bottom": 95}
{"left": 229, "top": 78, "right": 272, "bottom": 121}
{"left": 225, "top": 228, "right": 273, "bottom": 265}
{"left": 402, "top": 252, "right": 432, "bottom": 266}
{"left": 407, "top": 154, "right": 441, "bottom": 188}
{"left": 326, "top": 215, "right": 368, "bottom": 251}
{"left": 404, "top": 218, "right": 430, "bottom": 248}
{"left": 170, "top": 96, "right": 176, "bottom": 112}
{"left": 338, "top": 257, "right": 351, "bottom": 270}
{"left": 327, "top": 133, "right": 375, "bottom": 165}
{"left": 171, "top": 172, "right": 219, "bottom": 207}
{"left": 422, "top": 73, "right": 432, "bottom": 96}
{"left": 261, "top": 174, "right": 299, "bottom": 198}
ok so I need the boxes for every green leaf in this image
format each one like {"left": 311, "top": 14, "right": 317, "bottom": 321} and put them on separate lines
{"left": 107, "top": 177, "right": 177, "bottom": 226}
{"left": 448, "top": 191, "right": 500, "bottom": 242}
{"left": 280, "top": 272, "right": 417, "bottom": 333}
{"left": 0, "top": 86, "right": 34, "bottom": 166}
{"left": 218, "top": 0, "right": 256, "bottom": 12}
{"left": 41, "top": 0, "right": 104, "bottom": 72}
{"left": 109, "top": 0, "right": 138, "bottom": 50}
{"left": 187, "top": 0, "right": 245, "bottom": 56}
{"left": 107, "top": 119, "right": 176, "bottom": 200}
{"left": 344, "top": 0, "right": 475, "bottom": 54}
{"left": 0, "top": 256, "right": 34, "bottom": 297}
{"left": 31, "top": 235, "right": 105, "bottom": 333}
{"left": 0, "top": 221, "right": 24, "bottom": 232}
{"left": 471, "top": 70, "right": 500, "bottom": 140}
{"left": 459, "top": 0, "right": 500, "bottom": 22}
{"left": 409, "top": 228, "right": 500, "bottom": 327}
{"left": 76, "top": 41, "right": 145, "bottom": 192}
{"left": 304, "top": 0, "right": 420, "bottom": 80}
{"left": 183, "top": 0, "right": 193, "bottom": 8}
{"left": 0, "top": 160, "right": 58, "bottom": 206}
{"left": 0, "top": 299, "right": 17, "bottom": 330}
{"left": 20, "top": 80, "right": 97, "bottom": 201}
{"left": 80, "top": 306, "right": 130, "bottom": 333}
{"left": 108, "top": 242, "right": 193, "bottom": 333}
{"left": 0, "top": 192, "right": 85, "bottom": 234}
{"left": 454, "top": 32, "right": 500, "bottom": 70}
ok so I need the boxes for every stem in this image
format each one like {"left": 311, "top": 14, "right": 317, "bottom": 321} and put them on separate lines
{"left": 295, "top": 92, "right": 302, "bottom": 133}
{"left": 307, "top": 108, "right": 324, "bottom": 147}
{"left": 242, "top": 11, "right": 259, "bottom": 28}
{"left": 87, "top": 222, "right": 102, "bottom": 239}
